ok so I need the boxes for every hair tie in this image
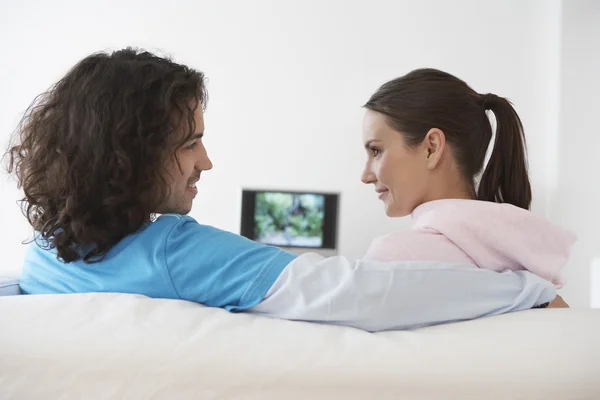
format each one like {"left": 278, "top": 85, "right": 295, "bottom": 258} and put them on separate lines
{"left": 481, "top": 93, "right": 498, "bottom": 110}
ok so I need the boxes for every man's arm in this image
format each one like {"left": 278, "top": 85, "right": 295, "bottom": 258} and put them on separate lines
{"left": 248, "top": 253, "right": 556, "bottom": 332}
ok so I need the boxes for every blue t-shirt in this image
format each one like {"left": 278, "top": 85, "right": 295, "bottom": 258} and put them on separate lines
{"left": 19, "top": 215, "right": 297, "bottom": 311}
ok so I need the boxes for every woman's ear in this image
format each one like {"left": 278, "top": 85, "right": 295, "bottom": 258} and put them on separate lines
{"left": 423, "top": 128, "right": 446, "bottom": 170}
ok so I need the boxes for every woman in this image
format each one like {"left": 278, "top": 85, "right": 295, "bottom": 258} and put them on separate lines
{"left": 360, "top": 68, "right": 575, "bottom": 295}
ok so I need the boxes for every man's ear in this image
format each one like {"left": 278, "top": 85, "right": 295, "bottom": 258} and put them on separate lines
{"left": 423, "top": 128, "right": 446, "bottom": 170}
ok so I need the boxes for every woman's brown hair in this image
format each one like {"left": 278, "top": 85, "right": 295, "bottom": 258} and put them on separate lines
{"left": 364, "top": 68, "right": 531, "bottom": 210}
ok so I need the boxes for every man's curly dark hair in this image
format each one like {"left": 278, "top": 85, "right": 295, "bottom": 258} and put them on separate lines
{"left": 5, "top": 48, "right": 207, "bottom": 263}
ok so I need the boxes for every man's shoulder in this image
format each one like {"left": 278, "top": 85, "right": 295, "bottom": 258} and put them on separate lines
{"left": 150, "top": 214, "right": 227, "bottom": 239}
{"left": 154, "top": 213, "right": 193, "bottom": 224}
{"left": 150, "top": 214, "right": 201, "bottom": 231}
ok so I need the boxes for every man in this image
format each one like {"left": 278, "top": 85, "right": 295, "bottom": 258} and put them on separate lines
{"left": 6, "top": 48, "right": 557, "bottom": 331}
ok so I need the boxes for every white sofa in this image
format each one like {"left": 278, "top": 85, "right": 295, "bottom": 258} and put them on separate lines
{"left": 1, "top": 292, "right": 599, "bottom": 399}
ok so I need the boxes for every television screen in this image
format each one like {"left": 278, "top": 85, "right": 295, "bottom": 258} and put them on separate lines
{"left": 241, "top": 190, "right": 338, "bottom": 249}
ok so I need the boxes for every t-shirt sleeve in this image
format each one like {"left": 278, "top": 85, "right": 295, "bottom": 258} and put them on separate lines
{"left": 163, "top": 217, "right": 296, "bottom": 311}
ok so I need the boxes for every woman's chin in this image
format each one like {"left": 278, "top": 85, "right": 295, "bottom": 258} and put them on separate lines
{"left": 383, "top": 203, "right": 411, "bottom": 218}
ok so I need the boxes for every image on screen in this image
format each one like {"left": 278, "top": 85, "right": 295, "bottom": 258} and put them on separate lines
{"left": 254, "top": 192, "right": 325, "bottom": 248}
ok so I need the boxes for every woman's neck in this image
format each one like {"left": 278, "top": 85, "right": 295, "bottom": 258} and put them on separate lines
{"left": 426, "top": 175, "right": 475, "bottom": 203}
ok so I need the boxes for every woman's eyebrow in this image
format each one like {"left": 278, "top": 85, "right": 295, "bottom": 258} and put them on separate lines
{"left": 364, "top": 139, "right": 381, "bottom": 149}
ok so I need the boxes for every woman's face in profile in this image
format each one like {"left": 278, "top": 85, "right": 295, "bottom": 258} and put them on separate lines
{"left": 361, "top": 110, "right": 431, "bottom": 217}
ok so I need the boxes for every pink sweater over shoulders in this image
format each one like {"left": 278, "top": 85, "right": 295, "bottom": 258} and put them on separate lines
{"left": 363, "top": 199, "right": 576, "bottom": 286}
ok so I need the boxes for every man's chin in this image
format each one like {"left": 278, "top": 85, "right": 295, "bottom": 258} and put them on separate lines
{"left": 176, "top": 206, "right": 192, "bottom": 215}
{"left": 181, "top": 202, "right": 193, "bottom": 215}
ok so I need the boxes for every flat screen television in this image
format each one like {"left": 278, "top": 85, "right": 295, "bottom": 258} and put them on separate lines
{"left": 240, "top": 190, "right": 339, "bottom": 249}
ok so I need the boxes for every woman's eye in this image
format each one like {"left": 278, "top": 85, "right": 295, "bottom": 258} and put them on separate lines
{"left": 370, "top": 147, "right": 381, "bottom": 157}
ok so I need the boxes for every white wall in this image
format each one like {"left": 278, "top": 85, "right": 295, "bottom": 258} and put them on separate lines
{"left": 0, "top": 0, "right": 592, "bottom": 305}
{"left": 549, "top": 0, "right": 600, "bottom": 307}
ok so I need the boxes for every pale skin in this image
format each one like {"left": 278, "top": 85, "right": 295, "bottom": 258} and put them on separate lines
{"left": 361, "top": 109, "right": 568, "bottom": 308}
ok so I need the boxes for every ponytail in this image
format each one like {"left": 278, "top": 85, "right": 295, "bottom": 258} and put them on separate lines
{"left": 477, "top": 93, "right": 532, "bottom": 210}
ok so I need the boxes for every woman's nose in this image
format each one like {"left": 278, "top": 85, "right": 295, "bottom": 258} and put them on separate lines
{"left": 361, "top": 167, "right": 375, "bottom": 184}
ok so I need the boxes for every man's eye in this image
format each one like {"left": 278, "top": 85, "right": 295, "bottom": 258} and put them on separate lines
{"left": 186, "top": 142, "right": 198, "bottom": 150}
